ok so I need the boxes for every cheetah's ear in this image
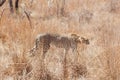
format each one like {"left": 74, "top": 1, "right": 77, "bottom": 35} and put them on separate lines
{"left": 81, "top": 37, "right": 85, "bottom": 40}
{"left": 71, "top": 34, "right": 79, "bottom": 39}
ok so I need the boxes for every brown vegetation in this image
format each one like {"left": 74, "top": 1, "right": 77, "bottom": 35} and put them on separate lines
{"left": 0, "top": 0, "right": 120, "bottom": 80}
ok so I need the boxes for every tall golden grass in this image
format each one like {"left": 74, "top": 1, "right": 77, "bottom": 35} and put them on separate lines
{"left": 0, "top": 0, "right": 120, "bottom": 80}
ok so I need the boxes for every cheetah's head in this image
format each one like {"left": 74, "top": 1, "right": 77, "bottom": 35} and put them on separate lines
{"left": 71, "top": 34, "right": 90, "bottom": 45}
{"left": 80, "top": 37, "right": 90, "bottom": 45}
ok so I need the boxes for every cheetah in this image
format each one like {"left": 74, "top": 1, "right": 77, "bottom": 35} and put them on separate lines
{"left": 30, "top": 33, "right": 89, "bottom": 57}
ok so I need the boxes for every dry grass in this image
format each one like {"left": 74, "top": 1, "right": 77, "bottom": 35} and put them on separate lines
{"left": 0, "top": 0, "right": 120, "bottom": 80}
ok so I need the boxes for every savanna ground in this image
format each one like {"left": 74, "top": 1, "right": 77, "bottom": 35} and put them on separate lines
{"left": 0, "top": 0, "right": 120, "bottom": 80}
